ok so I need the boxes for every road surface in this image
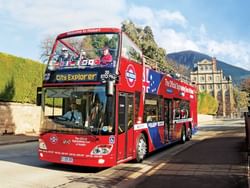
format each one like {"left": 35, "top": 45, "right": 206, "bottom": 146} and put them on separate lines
{"left": 0, "top": 119, "right": 247, "bottom": 188}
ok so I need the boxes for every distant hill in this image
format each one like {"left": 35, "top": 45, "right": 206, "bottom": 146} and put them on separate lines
{"left": 0, "top": 52, "right": 45, "bottom": 103}
{"left": 167, "top": 50, "right": 250, "bottom": 84}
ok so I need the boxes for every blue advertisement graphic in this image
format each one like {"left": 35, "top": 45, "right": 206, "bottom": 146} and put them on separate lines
{"left": 148, "top": 70, "right": 162, "bottom": 94}
{"left": 147, "top": 122, "right": 163, "bottom": 149}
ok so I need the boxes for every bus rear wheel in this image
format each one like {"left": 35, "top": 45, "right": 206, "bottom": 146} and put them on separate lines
{"left": 136, "top": 134, "right": 147, "bottom": 162}
{"left": 181, "top": 126, "right": 186, "bottom": 144}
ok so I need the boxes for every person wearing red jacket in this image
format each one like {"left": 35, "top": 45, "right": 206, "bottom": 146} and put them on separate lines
{"left": 100, "top": 46, "right": 113, "bottom": 65}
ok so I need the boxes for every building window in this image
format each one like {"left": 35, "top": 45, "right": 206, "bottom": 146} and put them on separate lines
{"left": 200, "top": 76, "right": 205, "bottom": 82}
{"left": 208, "top": 76, "right": 212, "bottom": 81}
{"left": 209, "top": 85, "right": 213, "bottom": 90}
{"left": 216, "top": 76, "right": 220, "bottom": 81}
{"left": 200, "top": 85, "right": 205, "bottom": 91}
{"left": 217, "top": 84, "right": 221, "bottom": 89}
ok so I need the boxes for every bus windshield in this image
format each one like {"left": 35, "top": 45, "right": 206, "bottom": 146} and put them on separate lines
{"left": 42, "top": 86, "right": 114, "bottom": 135}
{"left": 47, "top": 33, "right": 119, "bottom": 70}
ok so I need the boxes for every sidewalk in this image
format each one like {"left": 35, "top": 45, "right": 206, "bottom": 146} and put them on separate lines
{"left": 0, "top": 134, "right": 38, "bottom": 145}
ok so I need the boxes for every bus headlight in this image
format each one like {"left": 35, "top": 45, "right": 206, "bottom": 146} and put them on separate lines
{"left": 39, "top": 139, "right": 47, "bottom": 150}
{"left": 90, "top": 144, "right": 113, "bottom": 155}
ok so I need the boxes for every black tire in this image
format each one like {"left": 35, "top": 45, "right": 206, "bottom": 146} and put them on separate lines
{"left": 181, "top": 126, "right": 186, "bottom": 144}
{"left": 186, "top": 125, "right": 192, "bottom": 141}
{"left": 136, "top": 134, "right": 147, "bottom": 162}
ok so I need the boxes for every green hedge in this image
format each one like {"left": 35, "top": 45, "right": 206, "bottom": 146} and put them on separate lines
{"left": 198, "top": 92, "right": 218, "bottom": 115}
{"left": 0, "top": 52, "right": 45, "bottom": 103}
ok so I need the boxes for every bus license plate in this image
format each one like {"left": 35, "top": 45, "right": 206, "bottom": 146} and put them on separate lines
{"left": 61, "top": 156, "right": 73, "bottom": 163}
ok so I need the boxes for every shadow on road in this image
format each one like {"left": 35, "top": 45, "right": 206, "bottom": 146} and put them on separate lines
{"left": 134, "top": 124, "right": 248, "bottom": 188}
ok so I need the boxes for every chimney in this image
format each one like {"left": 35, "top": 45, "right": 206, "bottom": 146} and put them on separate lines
{"left": 212, "top": 57, "right": 217, "bottom": 72}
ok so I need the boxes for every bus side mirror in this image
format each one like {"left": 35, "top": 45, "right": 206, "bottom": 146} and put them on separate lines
{"left": 36, "top": 87, "right": 42, "bottom": 106}
{"left": 106, "top": 80, "right": 115, "bottom": 96}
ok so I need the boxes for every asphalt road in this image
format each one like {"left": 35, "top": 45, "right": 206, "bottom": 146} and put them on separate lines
{"left": 0, "top": 119, "right": 247, "bottom": 188}
{"left": 130, "top": 120, "right": 248, "bottom": 188}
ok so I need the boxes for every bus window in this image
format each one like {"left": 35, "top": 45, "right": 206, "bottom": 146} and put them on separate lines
{"left": 127, "top": 94, "right": 134, "bottom": 129}
{"left": 118, "top": 93, "right": 134, "bottom": 134}
{"left": 173, "top": 99, "right": 181, "bottom": 120}
{"left": 122, "top": 33, "right": 142, "bottom": 63}
{"left": 143, "top": 94, "right": 162, "bottom": 122}
{"left": 47, "top": 33, "right": 119, "bottom": 70}
{"left": 42, "top": 86, "right": 115, "bottom": 135}
{"left": 173, "top": 99, "right": 190, "bottom": 120}
{"left": 135, "top": 92, "right": 140, "bottom": 122}
{"left": 180, "top": 100, "right": 190, "bottom": 119}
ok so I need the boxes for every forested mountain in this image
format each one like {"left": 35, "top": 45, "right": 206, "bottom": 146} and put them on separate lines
{"left": 167, "top": 50, "right": 250, "bottom": 84}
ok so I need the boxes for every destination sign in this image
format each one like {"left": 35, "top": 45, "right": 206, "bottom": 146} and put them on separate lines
{"left": 55, "top": 73, "right": 97, "bottom": 82}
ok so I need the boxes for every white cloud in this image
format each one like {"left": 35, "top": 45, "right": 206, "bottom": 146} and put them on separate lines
{"left": 0, "top": 0, "right": 126, "bottom": 34}
{"left": 128, "top": 5, "right": 155, "bottom": 25}
{"left": 128, "top": 5, "right": 187, "bottom": 28}
{"left": 156, "top": 28, "right": 200, "bottom": 53}
{"left": 199, "top": 24, "right": 207, "bottom": 36}
{"left": 156, "top": 10, "right": 187, "bottom": 27}
{"left": 0, "top": 1, "right": 249, "bottom": 70}
{"left": 127, "top": 5, "right": 250, "bottom": 70}
{"left": 205, "top": 40, "right": 250, "bottom": 70}
{"left": 127, "top": 5, "right": 198, "bottom": 52}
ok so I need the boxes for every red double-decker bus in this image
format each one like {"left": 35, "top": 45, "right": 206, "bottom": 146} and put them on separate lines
{"left": 37, "top": 28, "right": 197, "bottom": 167}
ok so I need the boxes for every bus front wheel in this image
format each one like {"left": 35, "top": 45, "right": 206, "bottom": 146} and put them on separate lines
{"left": 186, "top": 125, "right": 192, "bottom": 141}
{"left": 136, "top": 134, "right": 147, "bottom": 162}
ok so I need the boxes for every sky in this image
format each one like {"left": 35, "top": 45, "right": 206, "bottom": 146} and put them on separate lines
{"left": 0, "top": 0, "right": 250, "bottom": 70}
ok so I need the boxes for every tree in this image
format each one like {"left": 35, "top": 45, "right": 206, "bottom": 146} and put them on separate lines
{"left": 121, "top": 20, "right": 173, "bottom": 73}
{"left": 233, "top": 87, "right": 248, "bottom": 110}
{"left": 40, "top": 35, "right": 55, "bottom": 63}
{"left": 121, "top": 20, "right": 140, "bottom": 46}
{"left": 240, "top": 77, "right": 250, "bottom": 93}
{"left": 239, "top": 77, "right": 250, "bottom": 112}
{"left": 198, "top": 92, "right": 218, "bottom": 115}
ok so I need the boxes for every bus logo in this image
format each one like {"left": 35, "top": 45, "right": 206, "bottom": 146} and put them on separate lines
{"left": 109, "top": 136, "right": 115, "bottom": 144}
{"left": 126, "top": 64, "right": 136, "bottom": 87}
{"left": 50, "top": 135, "right": 58, "bottom": 144}
{"left": 167, "top": 88, "right": 173, "bottom": 94}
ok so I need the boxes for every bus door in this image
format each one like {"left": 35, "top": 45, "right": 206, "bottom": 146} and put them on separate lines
{"left": 164, "top": 99, "right": 173, "bottom": 142}
{"left": 117, "top": 93, "right": 134, "bottom": 162}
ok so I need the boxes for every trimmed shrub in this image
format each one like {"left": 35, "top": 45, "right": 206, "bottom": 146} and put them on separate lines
{"left": 0, "top": 52, "right": 45, "bottom": 103}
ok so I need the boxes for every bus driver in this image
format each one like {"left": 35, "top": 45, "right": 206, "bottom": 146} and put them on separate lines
{"left": 63, "top": 102, "right": 83, "bottom": 126}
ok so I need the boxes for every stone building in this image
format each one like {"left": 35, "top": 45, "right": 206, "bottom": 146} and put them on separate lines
{"left": 190, "top": 57, "right": 235, "bottom": 117}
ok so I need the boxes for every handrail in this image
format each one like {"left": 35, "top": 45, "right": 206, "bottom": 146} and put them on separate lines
{"left": 142, "top": 55, "right": 191, "bottom": 84}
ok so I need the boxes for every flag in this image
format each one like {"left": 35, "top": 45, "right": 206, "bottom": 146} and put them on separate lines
{"left": 147, "top": 69, "right": 162, "bottom": 94}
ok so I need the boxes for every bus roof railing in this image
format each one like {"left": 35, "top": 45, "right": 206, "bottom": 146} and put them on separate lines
{"left": 143, "top": 56, "right": 159, "bottom": 71}
{"left": 143, "top": 55, "right": 191, "bottom": 84}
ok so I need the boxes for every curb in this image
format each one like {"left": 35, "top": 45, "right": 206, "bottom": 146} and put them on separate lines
{"left": 0, "top": 138, "right": 38, "bottom": 146}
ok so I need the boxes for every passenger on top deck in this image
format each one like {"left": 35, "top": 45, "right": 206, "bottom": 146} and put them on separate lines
{"left": 57, "top": 47, "right": 72, "bottom": 63}
{"left": 100, "top": 46, "right": 113, "bottom": 65}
